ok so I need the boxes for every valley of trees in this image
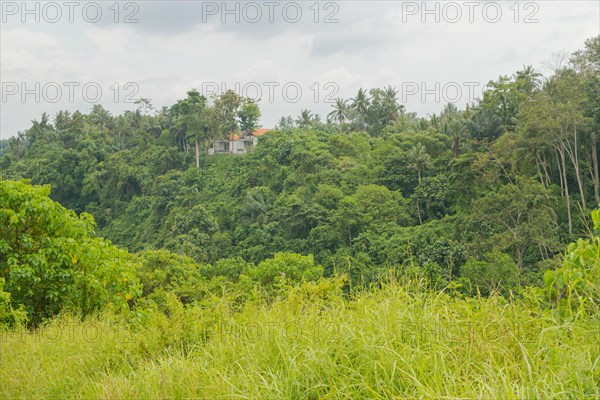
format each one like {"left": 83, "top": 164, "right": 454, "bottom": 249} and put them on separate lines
{"left": 0, "top": 36, "right": 598, "bottom": 398}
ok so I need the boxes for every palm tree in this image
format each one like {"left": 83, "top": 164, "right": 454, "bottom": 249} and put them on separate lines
{"left": 113, "top": 115, "right": 129, "bottom": 146}
{"left": 407, "top": 143, "right": 431, "bottom": 182}
{"left": 439, "top": 103, "right": 468, "bottom": 157}
{"left": 135, "top": 98, "right": 154, "bottom": 115}
{"left": 53, "top": 110, "right": 72, "bottom": 131}
{"left": 351, "top": 89, "right": 370, "bottom": 129}
{"left": 516, "top": 65, "right": 543, "bottom": 93}
{"left": 276, "top": 116, "right": 294, "bottom": 129}
{"left": 328, "top": 98, "right": 349, "bottom": 128}
{"left": 295, "top": 110, "right": 314, "bottom": 128}
{"left": 89, "top": 105, "right": 113, "bottom": 130}
{"left": 382, "top": 86, "right": 400, "bottom": 125}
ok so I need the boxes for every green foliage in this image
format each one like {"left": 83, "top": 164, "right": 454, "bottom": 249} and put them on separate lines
{"left": 199, "top": 257, "right": 252, "bottom": 282}
{"left": 135, "top": 250, "right": 205, "bottom": 305}
{"left": 162, "top": 204, "right": 218, "bottom": 262}
{"left": 238, "top": 98, "right": 261, "bottom": 135}
{"left": 467, "top": 178, "right": 559, "bottom": 269}
{"left": 250, "top": 252, "right": 323, "bottom": 287}
{"left": 412, "top": 176, "right": 449, "bottom": 221}
{"left": 0, "top": 278, "right": 28, "bottom": 327}
{"left": 539, "top": 209, "right": 600, "bottom": 316}
{"left": 0, "top": 178, "right": 141, "bottom": 325}
{"left": 460, "top": 250, "right": 519, "bottom": 296}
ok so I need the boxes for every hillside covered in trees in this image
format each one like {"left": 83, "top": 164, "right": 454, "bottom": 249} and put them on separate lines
{"left": 3, "top": 37, "right": 599, "bottom": 291}
{"left": 0, "top": 37, "right": 598, "bottom": 398}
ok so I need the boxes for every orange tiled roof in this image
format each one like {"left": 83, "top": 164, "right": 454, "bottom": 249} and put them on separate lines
{"left": 228, "top": 128, "right": 271, "bottom": 141}
{"left": 252, "top": 128, "right": 271, "bottom": 136}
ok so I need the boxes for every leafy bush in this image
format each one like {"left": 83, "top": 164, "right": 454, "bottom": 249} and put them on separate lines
{"left": 459, "top": 250, "right": 519, "bottom": 296}
{"left": 135, "top": 250, "right": 205, "bottom": 305}
{"left": 540, "top": 209, "right": 600, "bottom": 316}
{"left": 0, "top": 178, "right": 141, "bottom": 325}
{"left": 198, "top": 257, "right": 252, "bottom": 282}
{"left": 0, "top": 278, "right": 27, "bottom": 328}
{"left": 250, "top": 252, "right": 323, "bottom": 287}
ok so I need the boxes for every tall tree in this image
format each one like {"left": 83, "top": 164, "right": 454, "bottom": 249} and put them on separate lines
{"left": 515, "top": 65, "right": 543, "bottom": 94}
{"left": 238, "top": 98, "right": 261, "bottom": 137}
{"left": 469, "top": 178, "right": 559, "bottom": 269}
{"left": 407, "top": 143, "right": 431, "bottom": 182}
{"left": 295, "top": 110, "right": 315, "bottom": 128}
{"left": 211, "top": 90, "right": 241, "bottom": 139}
{"left": 351, "top": 88, "right": 370, "bottom": 130}
{"left": 571, "top": 35, "right": 600, "bottom": 204}
{"left": 171, "top": 90, "right": 209, "bottom": 169}
{"left": 328, "top": 98, "right": 349, "bottom": 129}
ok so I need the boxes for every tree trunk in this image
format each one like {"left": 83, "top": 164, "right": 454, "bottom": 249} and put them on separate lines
{"left": 516, "top": 246, "right": 523, "bottom": 270}
{"left": 195, "top": 139, "right": 200, "bottom": 169}
{"left": 452, "top": 134, "right": 459, "bottom": 157}
{"left": 534, "top": 151, "right": 545, "bottom": 187}
{"left": 573, "top": 127, "right": 586, "bottom": 209}
{"left": 559, "top": 146, "right": 573, "bottom": 234}
{"left": 563, "top": 129, "right": 586, "bottom": 210}
{"left": 591, "top": 131, "right": 600, "bottom": 204}
{"left": 556, "top": 150, "right": 564, "bottom": 195}
{"left": 538, "top": 243, "right": 545, "bottom": 261}
{"left": 540, "top": 152, "right": 552, "bottom": 187}
{"left": 416, "top": 201, "right": 423, "bottom": 225}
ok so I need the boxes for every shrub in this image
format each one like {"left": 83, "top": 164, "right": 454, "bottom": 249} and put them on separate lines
{"left": 250, "top": 252, "right": 323, "bottom": 287}
{"left": 0, "top": 179, "right": 141, "bottom": 325}
{"left": 540, "top": 209, "right": 600, "bottom": 316}
{"left": 460, "top": 250, "right": 519, "bottom": 296}
{"left": 135, "top": 250, "right": 205, "bottom": 305}
{"left": 0, "top": 278, "right": 27, "bottom": 328}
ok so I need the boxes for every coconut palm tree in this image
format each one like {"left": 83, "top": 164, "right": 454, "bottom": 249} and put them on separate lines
{"left": 407, "top": 143, "right": 431, "bottom": 182}
{"left": 328, "top": 98, "right": 349, "bottom": 128}
{"left": 351, "top": 88, "right": 370, "bottom": 129}
{"left": 295, "top": 110, "right": 314, "bottom": 128}
{"left": 382, "top": 86, "right": 401, "bottom": 125}
{"left": 516, "top": 65, "right": 543, "bottom": 93}
{"left": 276, "top": 116, "right": 294, "bottom": 129}
{"left": 89, "top": 105, "right": 113, "bottom": 131}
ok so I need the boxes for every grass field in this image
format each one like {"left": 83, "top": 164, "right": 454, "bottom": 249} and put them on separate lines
{"left": 1, "top": 279, "right": 598, "bottom": 399}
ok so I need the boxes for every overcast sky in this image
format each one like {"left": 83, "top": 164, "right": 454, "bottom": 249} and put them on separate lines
{"left": 1, "top": 0, "right": 599, "bottom": 139}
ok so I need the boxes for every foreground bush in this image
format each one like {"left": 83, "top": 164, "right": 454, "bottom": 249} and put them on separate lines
{"left": 0, "top": 179, "right": 141, "bottom": 325}
{"left": 536, "top": 209, "right": 600, "bottom": 317}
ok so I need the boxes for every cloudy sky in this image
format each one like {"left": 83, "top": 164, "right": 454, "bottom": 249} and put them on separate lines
{"left": 1, "top": 0, "right": 598, "bottom": 138}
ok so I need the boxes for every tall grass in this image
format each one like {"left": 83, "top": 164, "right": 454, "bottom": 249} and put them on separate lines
{"left": 1, "top": 279, "right": 598, "bottom": 399}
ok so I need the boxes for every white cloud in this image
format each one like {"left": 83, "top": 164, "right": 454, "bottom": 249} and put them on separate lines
{"left": 0, "top": 28, "right": 58, "bottom": 73}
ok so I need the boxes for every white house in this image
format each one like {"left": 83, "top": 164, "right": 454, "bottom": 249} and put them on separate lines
{"left": 208, "top": 128, "right": 271, "bottom": 155}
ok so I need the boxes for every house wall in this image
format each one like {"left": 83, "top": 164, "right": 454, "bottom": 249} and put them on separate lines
{"left": 209, "top": 141, "right": 230, "bottom": 155}
{"left": 208, "top": 135, "right": 261, "bottom": 155}
{"left": 231, "top": 140, "right": 246, "bottom": 154}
